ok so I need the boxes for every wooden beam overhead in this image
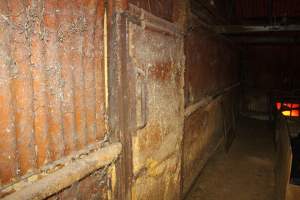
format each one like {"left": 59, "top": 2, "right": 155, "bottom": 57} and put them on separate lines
{"left": 228, "top": 36, "right": 300, "bottom": 44}
{"left": 216, "top": 24, "right": 300, "bottom": 34}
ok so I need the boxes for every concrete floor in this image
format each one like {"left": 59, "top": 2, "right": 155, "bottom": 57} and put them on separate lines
{"left": 185, "top": 117, "right": 276, "bottom": 200}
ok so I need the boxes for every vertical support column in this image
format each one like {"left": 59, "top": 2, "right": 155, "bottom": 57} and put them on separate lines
{"left": 107, "top": 1, "right": 133, "bottom": 200}
{"left": 174, "top": 0, "right": 190, "bottom": 199}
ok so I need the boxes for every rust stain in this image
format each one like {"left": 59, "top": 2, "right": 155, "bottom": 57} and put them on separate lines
{"left": 95, "top": 0, "right": 106, "bottom": 140}
{"left": 44, "top": 0, "right": 65, "bottom": 161}
{"left": 0, "top": 1, "right": 17, "bottom": 184}
{"left": 31, "top": 0, "right": 50, "bottom": 167}
{"left": 10, "top": 0, "right": 37, "bottom": 176}
{"left": 72, "top": 1, "right": 88, "bottom": 150}
{"left": 83, "top": 0, "right": 97, "bottom": 144}
{"left": 0, "top": 0, "right": 106, "bottom": 185}
{"left": 149, "top": 61, "right": 172, "bottom": 81}
{"left": 138, "top": 124, "right": 163, "bottom": 152}
{"left": 130, "top": 12, "right": 184, "bottom": 199}
{"left": 59, "top": 0, "right": 76, "bottom": 156}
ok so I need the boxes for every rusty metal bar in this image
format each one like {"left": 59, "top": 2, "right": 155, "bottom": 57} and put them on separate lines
{"left": 2, "top": 142, "right": 122, "bottom": 200}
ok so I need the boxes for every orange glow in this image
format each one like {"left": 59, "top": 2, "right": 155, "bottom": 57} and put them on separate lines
{"left": 276, "top": 102, "right": 300, "bottom": 117}
{"left": 276, "top": 102, "right": 282, "bottom": 110}
{"left": 282, "top": 110, "right": 300, "bottom": 117}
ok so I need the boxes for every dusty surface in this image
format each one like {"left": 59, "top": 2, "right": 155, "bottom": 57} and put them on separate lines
{"left": 129, "top": 7, "right": 185, "bottom": 200}
{"left": 185, "top": 117, "right": 276, "bottom": 200}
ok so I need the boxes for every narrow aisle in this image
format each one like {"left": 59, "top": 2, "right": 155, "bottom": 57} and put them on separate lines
{"left": 185, "top": 117, "right": 275, "bottom": 200}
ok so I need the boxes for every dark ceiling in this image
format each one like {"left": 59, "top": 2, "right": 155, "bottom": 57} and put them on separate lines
{"left": 235, "top": 0, "right": 300, "bottom": 25}
{"left": 190, "top": 0, "right": 300, "bottom": 44}
{"left": 191, "top": 0, "right": 300, "bottom": 25}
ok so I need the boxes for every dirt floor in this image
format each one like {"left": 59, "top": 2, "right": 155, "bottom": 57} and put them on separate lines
{"left": 185, "top": 117, "right": 276, "bottom": 200}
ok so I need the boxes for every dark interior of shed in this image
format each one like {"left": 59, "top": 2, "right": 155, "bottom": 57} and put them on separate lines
{"left": 184, "top": 1, "right": 300, "bottom": 200}
{"left": 0, "top": 0, "right": 300, "bottom": 200}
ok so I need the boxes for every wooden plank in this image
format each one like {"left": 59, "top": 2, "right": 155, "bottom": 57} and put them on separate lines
{"left": 216, "top": 25, "right": 300, "bottom": 34}
{"left": 2, "top": 143, "right": 122, "bottom": 200}
{"left": 108, "top": 1, "right": 133, "bottom": 198}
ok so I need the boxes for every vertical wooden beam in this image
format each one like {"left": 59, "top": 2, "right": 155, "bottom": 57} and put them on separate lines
{"left": 177, "top": 0, "right": 189, "bottom": 199}
{"left": 107, "top": 1, "right": 133, "bottom": 199}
